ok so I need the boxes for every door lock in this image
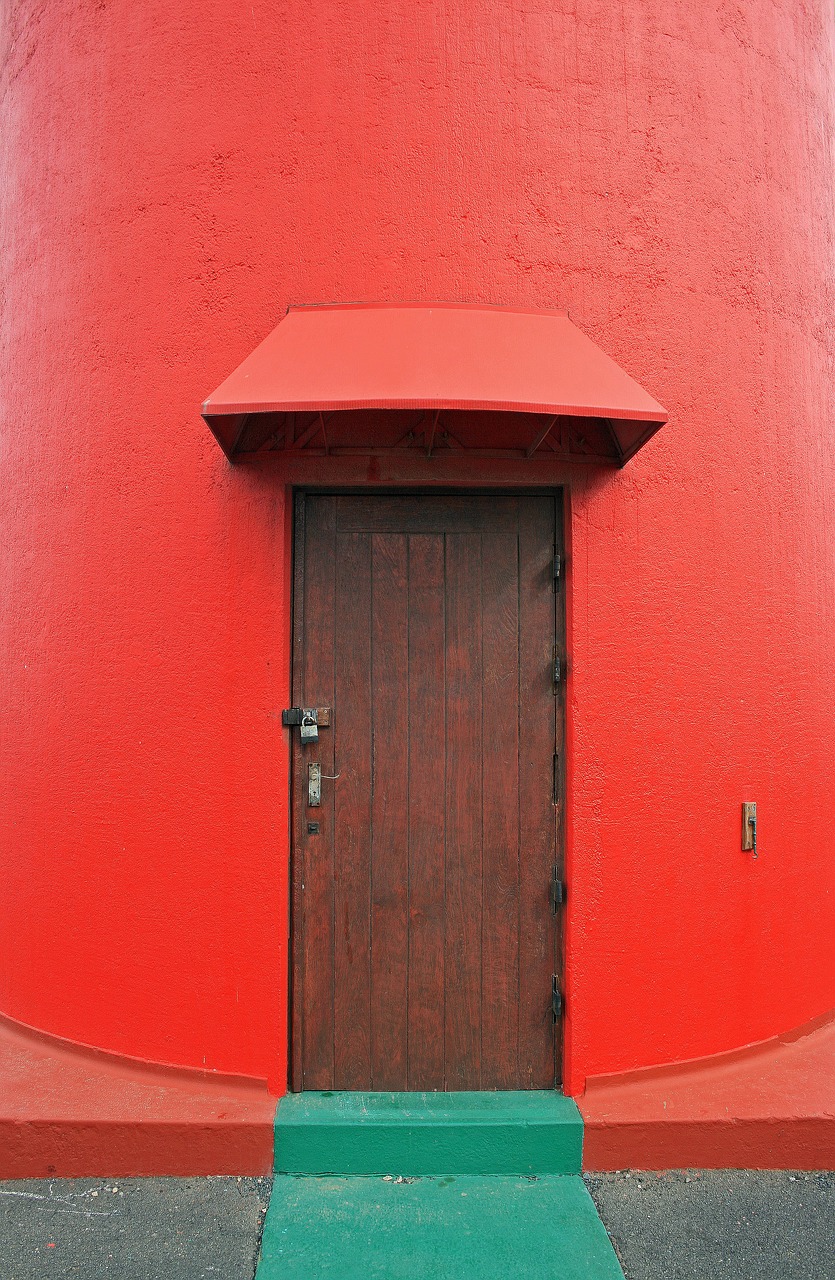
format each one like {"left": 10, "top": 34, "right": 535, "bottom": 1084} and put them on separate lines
{"left": 300, "top": 711, "right": 318, "bottom": 744}
{"left": 282, "top": 706, "right": 331, "bottom": 745}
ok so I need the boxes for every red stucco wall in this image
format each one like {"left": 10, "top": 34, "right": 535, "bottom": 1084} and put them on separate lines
{"left": 1, "top": 1, "right": 833, "bottom": 1095}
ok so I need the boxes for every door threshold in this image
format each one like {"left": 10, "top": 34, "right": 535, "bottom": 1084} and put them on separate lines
{"left": 275, "top": 1090, "right": 583, "bottom": 1176}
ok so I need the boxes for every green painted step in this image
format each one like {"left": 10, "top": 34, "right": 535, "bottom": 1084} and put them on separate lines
{"left": 256, "top": 1174, "right": 624, "bottom": 1280}
{"left": 275, "top": 1091, "right": 583, "bottom": 1175}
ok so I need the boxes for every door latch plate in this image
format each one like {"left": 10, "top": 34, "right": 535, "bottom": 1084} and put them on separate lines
{"left": 308, "top": 762, "right": 321, "bottom": 807}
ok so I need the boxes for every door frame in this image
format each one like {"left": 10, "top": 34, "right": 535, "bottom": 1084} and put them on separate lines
{"left": 285, "top": 485, "right": 570, "bottom": 1093}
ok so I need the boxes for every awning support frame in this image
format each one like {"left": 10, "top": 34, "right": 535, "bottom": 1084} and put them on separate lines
{"left": 526, "top": 414, "right": 560, "bottom": 458}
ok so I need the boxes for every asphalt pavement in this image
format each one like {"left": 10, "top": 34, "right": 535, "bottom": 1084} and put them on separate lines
{"left": 0, "top": 1176, "right": 271, "bottom": 1280}
{"left": 586, "top": 1170, "right": 835, "bottom": 1280}
{"left": 0, "top": 1170, "right": 831, "bottom": 1279}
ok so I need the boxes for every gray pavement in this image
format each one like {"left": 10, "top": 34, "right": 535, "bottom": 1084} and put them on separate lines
{"left": 0, "top": 1171, "right": 832, "bottom": 1278}
{"left": 0, "top": 1177, "right": 271, "bottom": 1280}
{"left": 586, "top": 1170, "right": 835, "bottom": 1280}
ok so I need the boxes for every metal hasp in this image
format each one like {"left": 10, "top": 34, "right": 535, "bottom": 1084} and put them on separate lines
{"left": 308, "top": 762, "right": 322, "bottom": 808}
{"left": 742, "top": 802, "right": 757, "bottom": 857}
{"left": 282, "top": 706, "right": 331, "bottom": 745}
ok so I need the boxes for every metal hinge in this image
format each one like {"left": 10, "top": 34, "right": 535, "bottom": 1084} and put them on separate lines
{"left": 551, "top": 975, "right": 563, "bottom": 1021}
{"left": 553, "top": 553, "right": 561, "bottom": 589}
{"left": 553, "top": 647, "right": 562, "bottom": 691}
{"left": 549, "top": 868, "right": 565, "bottom": 913}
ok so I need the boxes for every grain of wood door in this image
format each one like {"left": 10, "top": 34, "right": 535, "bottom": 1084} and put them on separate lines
{"left": 291, "top": 494, "right": 565, "bottom": 1091}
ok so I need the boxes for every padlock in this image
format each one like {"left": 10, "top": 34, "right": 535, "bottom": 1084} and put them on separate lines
{"left": 300, "top": 710, "right": 319, "bottom": 744}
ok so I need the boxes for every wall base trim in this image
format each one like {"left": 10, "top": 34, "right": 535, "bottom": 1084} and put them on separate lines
{"left": 580, "top": 1010, "right": 835, "bottom": 1170}
{"left": 0, "top": 1011, "right": 276, "bottom": 1177}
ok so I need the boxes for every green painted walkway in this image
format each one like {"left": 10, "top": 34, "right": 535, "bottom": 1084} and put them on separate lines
{"left": 257, "top": 1174, "right": 625, "bottom": 1279}
{"left": 258, "top": 1093, "right": 624, "bottom": 1278}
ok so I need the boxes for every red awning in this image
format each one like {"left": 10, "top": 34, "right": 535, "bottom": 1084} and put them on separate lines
{"left": 202, "top": 303, "right": 667, "bottom": 465}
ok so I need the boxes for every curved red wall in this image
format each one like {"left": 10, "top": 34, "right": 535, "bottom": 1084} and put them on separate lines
{"left": 1, "top": 1, "right": 833, "bottom": 1094}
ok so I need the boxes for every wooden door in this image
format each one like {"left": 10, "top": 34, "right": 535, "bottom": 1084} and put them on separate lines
{"left": 290, "top": 493, "right": 565, "bottom": 1091}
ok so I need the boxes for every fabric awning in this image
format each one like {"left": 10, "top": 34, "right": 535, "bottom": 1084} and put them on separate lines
{"left": 202, "top": 303, "right": 667, "bottom": 465}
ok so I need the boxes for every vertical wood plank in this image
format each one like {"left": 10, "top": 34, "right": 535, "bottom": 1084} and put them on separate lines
{"left": 290, "top": 495, "right": 307, "bottom": 1091}
{"left": 480, "top": 505, "right": 522, "bottom": 1087}
{"left": 552, "top": 491, "right": 567, "bottom": 1086}
{"left": 406, "top": 534, "right": 447, "bottom": 1090}
{"left": 370, "top": 533, "right": 409, "bottom": 1088}
{"left": 333, "top": 525, "right": 373, "bottom": 1088}
{"left": 444, "top": 533, "right": 483, "bottom": 1089}
{"left": 517, "top": 496, "right": 558, "bottom": 1088}
{"left": 297, "top": 496, "right": 337, "bottom": 1089}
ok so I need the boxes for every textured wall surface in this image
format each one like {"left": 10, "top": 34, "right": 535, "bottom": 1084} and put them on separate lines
{"left": 1, "top": 1, "right": 833, "bottom": 1093}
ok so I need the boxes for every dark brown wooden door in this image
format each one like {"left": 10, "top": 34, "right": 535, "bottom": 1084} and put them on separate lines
{"left": 291, "top": 494, "right": 564, "bottom": 1091}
